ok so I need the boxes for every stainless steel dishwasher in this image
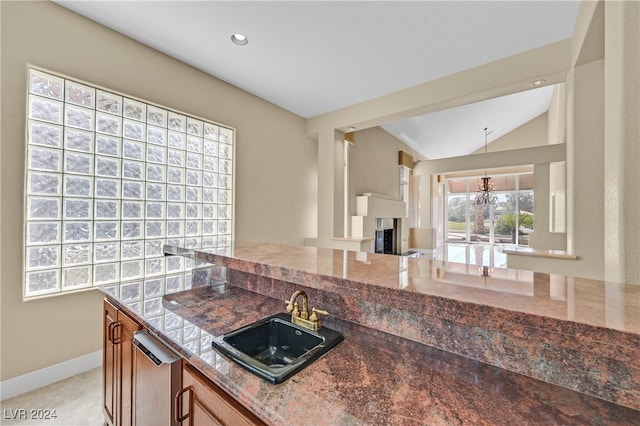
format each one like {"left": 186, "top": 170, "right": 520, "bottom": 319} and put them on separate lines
{"left": 132, "top": 330, "right": 181, "bottom": 426}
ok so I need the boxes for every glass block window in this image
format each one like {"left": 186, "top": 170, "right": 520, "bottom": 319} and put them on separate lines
{"left": 24, "top": 68, "right": 234, "bottom": 299}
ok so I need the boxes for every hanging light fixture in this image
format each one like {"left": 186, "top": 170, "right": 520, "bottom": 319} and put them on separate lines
{"left": 475, "top": 127, "right": 498, "bottom": 205}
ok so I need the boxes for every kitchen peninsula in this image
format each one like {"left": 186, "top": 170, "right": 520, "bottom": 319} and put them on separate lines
{"left": 101, "top": 241, "right": 639, "bottom": 425}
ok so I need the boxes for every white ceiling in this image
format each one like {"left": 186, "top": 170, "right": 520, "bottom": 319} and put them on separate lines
{"left": 55, "top": 0, "right": 580, "bottom": 159}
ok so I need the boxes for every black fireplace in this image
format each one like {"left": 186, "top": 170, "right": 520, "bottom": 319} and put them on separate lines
{"left": 374, "top": 218, "right": 398, "bottom": 255}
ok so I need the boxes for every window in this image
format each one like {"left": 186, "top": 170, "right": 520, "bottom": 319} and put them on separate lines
{"left": 24, "top": 68, "right": 234, "bottom": 299}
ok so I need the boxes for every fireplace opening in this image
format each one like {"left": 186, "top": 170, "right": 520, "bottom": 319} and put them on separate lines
{"left": 374, "top": 218, "right": 399, "bottom": 255}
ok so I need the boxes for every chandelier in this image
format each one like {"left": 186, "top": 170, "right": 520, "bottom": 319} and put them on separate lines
{"left": 475, "top": 128, "right": 498, "bottom": 205}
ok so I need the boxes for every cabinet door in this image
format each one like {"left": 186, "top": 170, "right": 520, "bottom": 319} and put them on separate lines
{"left": 118, "top": 310, "right": 141, "bottom": 426}
{"left": 103, "top": 300, "right": 119, "bottom": 426}
{"left": 181, "top": 363, "right": 264, "bottom": 426}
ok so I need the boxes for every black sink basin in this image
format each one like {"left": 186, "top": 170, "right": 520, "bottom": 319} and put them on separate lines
{"left": 212, "top": 313, "right": 344, "bottom": 384}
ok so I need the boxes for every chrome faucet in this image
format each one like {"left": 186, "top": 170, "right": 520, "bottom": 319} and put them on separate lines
{"left": 284, "top": 290, "right": 329, "bottom": 331}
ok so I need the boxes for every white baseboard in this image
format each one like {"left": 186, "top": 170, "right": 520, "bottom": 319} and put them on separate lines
{"left": 0, "top": 350, "right": 102, "bottom": 401}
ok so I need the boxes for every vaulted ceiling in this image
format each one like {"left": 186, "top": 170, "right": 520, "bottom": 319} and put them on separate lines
{"left": 56, "top": 1, "right": 580, "bottom": 159}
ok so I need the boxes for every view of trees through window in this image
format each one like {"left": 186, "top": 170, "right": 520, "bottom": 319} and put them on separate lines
{"left": 446, "top": 173, "right": 533, "bottom": 246}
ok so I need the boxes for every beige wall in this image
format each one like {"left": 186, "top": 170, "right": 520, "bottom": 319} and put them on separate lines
{"left": 1, "top": 1, "right": 315, "bottom": 380}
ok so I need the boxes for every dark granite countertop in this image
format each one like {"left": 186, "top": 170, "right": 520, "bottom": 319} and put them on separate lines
{"left": 101, "top": 275, "right": 640, "bottom": 425}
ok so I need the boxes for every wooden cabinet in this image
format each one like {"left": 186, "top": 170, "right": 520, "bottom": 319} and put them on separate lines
{"left": 103, "top": 299, "right": 142, "bottom": 426}
{"left": 177, "top": 363, "right": 265, "bottom": 426}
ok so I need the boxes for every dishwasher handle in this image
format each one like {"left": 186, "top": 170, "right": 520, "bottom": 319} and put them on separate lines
{"left": 133, "top": 330, "right": 180, "bottom": 366}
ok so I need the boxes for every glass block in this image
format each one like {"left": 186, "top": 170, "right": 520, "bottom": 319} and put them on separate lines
{"left": 146, "top": 145, "right": 166, "bottom": 163}
{"left": 218, "top": 235, "right": 231, "bottom": 247}
{"left": 64, "top": 175, "right": 92, "bottom": 197}
{"left": 219, "top": 143, "right": 232, "bottom": 159}
{"left": 94, "top": 242, "right": 119, "bottom": 263}
{"left": 120, "top": 281, "right": 142, "bottom": 302}
{"left": 166, "top": 257, "right": 183, "bottom": 274}
{"left": 143, "top": 298, "right": 162, "bottom": 316}
{"left": 94, "top": 263, "right": 119, "bottom": 285}
{"left": 168, "top": 112, "right": 186, "bottom": 131}
{"left": 64, "top": 151, "right": 93, "bottom": 175}
{"left": 63, "top": 244, "right": 91, "bottom": 266}
{"left": 164, "top": 310, "right": 183, "bottom": 329}
{"left": 147, "top": 126, "right": 166, "bottom": 145}
{"left": 219, "top": 175, "right": 232, "bottom": 189}
{"left": 146, "top": 221, "right": 164, "bottom": 238}
{"left": 66, "top": 80, "right": 95, "bottom": 108}
{"left": 218, "top": 189, "right": 231, "bottom": 205}
{"left": 30, "top": 69, "right": 63, "bottom": 100}
{"left": 146, "top": 202, "right": 165, "bottom": 219}
{"left": 200, "top": 333, "right": 213, "bottom": 351}
{"left": 29, "top": 95, "right": 63, "bottom": 124}
{"left": 127, "top": 301, "right": 142, "bottom": 312}
{"left": 26, "top": 270, "right": 60, "bottom": 295}
{"left": 28, "top": 197, "right": 60, "bottom": 219}
{"left": 186, "top": 170, "right": 201, "bottom": 186}
{"left": 167, "top": 202, "right": 184, "bottom": 218}
{"left": 121, "top": 261, "right": 143, "bottom": 280}
{"left": 218, "top": 204, "right": 232, "bottom": 219}
{"left": 219, "top": 127, "right": 233, "bottom": 144}
{"left": 187, "top": 136, "right": 202, "bottom": 153}
{"left": 95, "top": 200, "right": 119, "bottom": 219}
{"left": 186, "top": 204, "right": 200, "bottom": 219}
{"left": 27, "top": 245, "right": 60, "bottom": 270}
{"left": 96, "top": 90, "right": 122, "bottom": 115}
{"left": 122, "top": 221, "right": 143, "bottom": 240}
{"left": 202, "top": 189, "right": 216, "bottom": 203}
{"left": 168, "top": 131, "right": 185, "bottom": 149}
{"left": 167, "top": 167, "right": 184, "bottom": 184}
{"left": 122, "top": 161, "right": 144, "bottom": 181}
{"left": 65, "top": 128, "right": 93, "bottom": 153}
{"left": 203, "top": 123, "right": 218, "bottom": 141}
{"left": 146, "top": 183, "right": 164, "bottom": 200}
{"left": 63, "top": 222, "right": 91, "bottom": 242}
{"left": 122, "top": 181, "right": 143, "bottom": 199}
{"left": 186, "top": 153, "right": 201, "bottom": 170}
{"left": 123, "top": 140, "right": 144, "bottom": 160}
{"left": 167, "top": 221, "right": 184, "bottom": 237}
{"left": 202, "top": 236, "right": 217, "bottom": 248}
{"left": 202, "top": 205, "right": 216, "bottom": 219}
{"left": 184, "top": 237, "right": 200, "bottom": 249}
{"left": 186, "top": 220, "right": 200, "bottom": 236}
{"left": 166, "top": 238, "right": 184, "bottom": 248}
{"left": 146, "top": 164, "right": 165, "bottom": 182}
{"left": 144, "top": 258, "right": 164, "bottom": 277}
{"left": 218, "top": 220, "right": 231, "bottom": 235}
{"left": 121, "top": 241, "right": 143, "bottom": 260}
{"left": 202, "top": 220, "right": 215, "bottom": 235}
{"left": 145, "top": 240, "right": 163, "bottom": 257}
{"left": 27, "top": 222, "right": 61, "bottom": 245}
{"left": 62, "top": 266, "right": 91, "bottom": 289}
{"left": 186, "top": 117, "right": 203, "bottom": 136}
{"left": 123, "top": 119, "right": 145, "bottom": 140}
{"left": 202, "top": 156, "right": 217, "bottom": 172}
{"left": 147, "top": 106, "right": 167, "bottom": 127}
{"left": 29, "top": 121, "right": 62, "bottom": 148}
{"left": 186, "top": 187, "right": 201, "bottom": 202}
{"left": 122, "top": 201, "right": 143, "bottom": 219}
{"left": 144, "top": 278, "right": 163, "bottom": 298}
{"left": 28, "top": 172, "right": 61, "bottom": 195}
{"left": 167, "top": 149, "right": 184, "bottom": 167}
{"left": 146, "top": 316, "right": 162, "bottom": 329}
{"left": 95, "top": 178, "right": 119, "bottom": 198}
{"left": 203, "top": 140, "right": 218, "bottom": 156}
{"left": 219, "top": 159, "right": 232, "bottom": 174}
{"left": 202, "top": 172, "right": 217, "bottom": 188}
{"left": 95, "top": 112, "right": 122, "bottom": 137}
{"left": 96, "top": 156, "right": 120, "bottom": 178}
{"left": 64, "top": 198, "right": 91, "bottom": 220}
{"left": 65, "top": 104, "right": 94, "bottom": 131}
{"left": 167, "top": 186, "right": 184, "bottom": 202}
{"left": 96, "top": 135, "right": 121, "bottom": 157}
{"left": 94, "top": 221, "right": 119, "bottom": 241}
{"left": 29, "top": 146, "right": 62, "bottom": 172}
{"left": 123, "top": 98, "right": 146, "bottom": 121}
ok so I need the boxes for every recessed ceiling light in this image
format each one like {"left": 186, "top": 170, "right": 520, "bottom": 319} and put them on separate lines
{"left": 231, "top": 33, "right": 248, "bottom": 46}
{"left": 530, "top": 79, "right": 546, "bottom": 87}
{"left": 348, "top": 126, "right": 357, "bottom": 131}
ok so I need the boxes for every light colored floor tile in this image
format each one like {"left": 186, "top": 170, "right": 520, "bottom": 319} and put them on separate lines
{"left": 0, "top": 368, "right": 103, "bottom": 426}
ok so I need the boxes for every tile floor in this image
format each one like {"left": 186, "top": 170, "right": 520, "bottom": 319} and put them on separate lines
{"left": 0, "top": 368, "right": 103, "bottom": 425}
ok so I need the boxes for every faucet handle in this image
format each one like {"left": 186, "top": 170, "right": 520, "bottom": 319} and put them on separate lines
{"left": 310, "top": 307, "right": 329, "bottom": 322}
